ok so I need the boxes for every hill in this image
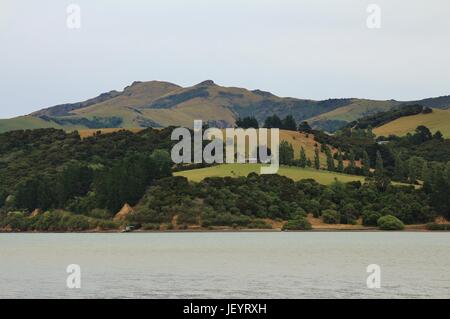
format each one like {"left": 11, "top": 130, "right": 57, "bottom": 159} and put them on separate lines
{"left": 1, "top": 80, "right": 449, "bottom": 133}
{"left": 175, "top": 163, "right": 365, "bottom": 185}
{"left": 374, "top": 109, "right": 450, "bottom": 138}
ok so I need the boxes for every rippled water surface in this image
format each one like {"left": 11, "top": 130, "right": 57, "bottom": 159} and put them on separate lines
{"left": 0, "top": 232, "right": 449, "bottom": 298}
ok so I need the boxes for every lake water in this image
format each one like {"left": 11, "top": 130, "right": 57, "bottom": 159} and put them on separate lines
{"left": 0, "top": 232, "right": 449, "bottom": 299}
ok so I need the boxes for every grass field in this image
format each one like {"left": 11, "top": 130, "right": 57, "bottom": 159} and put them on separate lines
{"left": 374, "top": 109, "right": 450, "bottom": 138}
{"left": 175, "top": 163, "right": 366, "bottom": 185}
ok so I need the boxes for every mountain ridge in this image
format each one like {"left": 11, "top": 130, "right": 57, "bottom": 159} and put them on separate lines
{"left": 1, "top": 80, "right": 449, "bottom": 133}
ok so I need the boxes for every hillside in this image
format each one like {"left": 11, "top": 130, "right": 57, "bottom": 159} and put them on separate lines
{"left": 1, "top": 80, "right": 449, "bottom": 133}
{"left": 373, "top": 109, "right": 450, "bottom": 138}
{"left": 175, "top": 163, "right": 365, "bottom": 185}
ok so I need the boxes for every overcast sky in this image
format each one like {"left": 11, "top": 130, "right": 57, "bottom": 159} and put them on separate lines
{"left": 1, "top": 0, "right": 449, "bottom": 118}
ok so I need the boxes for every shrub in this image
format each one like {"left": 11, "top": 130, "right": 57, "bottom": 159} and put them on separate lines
{"left": 247, "top": 220, "right": 272, "bottom": 229}
{"left": 322, "top": 209, "right": 340, "bottom": 224}
{"left": 377, "top": 215, "right": 405, "bottom": 230}
{"left": 426, "top": 223, "right": 450, "bottom": 231}
{"left": 95, "top": 220, "right": 119, "bottom": 230}
{"left": 0, "top": 212, "right": 30, "bottom": 231}
{"left": 142, "top": 223, "right": 160, "bottom": 230}
{"left": 166, "top": 223, "right": 174, "bottom": 230}
{"left": 362, "top": 210, "right": 381, "bottom": 226}
{"left": 282, "top": 217, "right": 312, "bottom": 231}
{"left": 340, "top": 204, "right": 358, "bottom": 225}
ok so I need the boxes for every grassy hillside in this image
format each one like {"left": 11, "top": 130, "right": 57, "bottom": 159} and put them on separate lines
{"left": 374, "top": 109, "right": 450, "bottom": 138}
{"left": 175, "top": 163, "right": 365, "bottom": 185}
{"left": 79, "top": 128, "right": 354, "bottom": 168}
{"left": 0, "top": 116, "right": 64, "bottom": 133}
{"left": 309, "top": 99, "right": 400, "bottom": 126}
{"left": 1, "top": 80, "right": 449, "bottom": 133}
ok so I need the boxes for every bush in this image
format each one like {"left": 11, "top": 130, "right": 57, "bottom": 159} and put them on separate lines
{"left": 340, "top": 204, "right": 358, "bottom": 225}
{"left": 0, "top": 212, "right": 30, "bottom": 231}
{"left": 142, "top": 223, "right": 160, "bottom": 230}
{"left": 362, "top": 210, "right": 381, "bottom": 226}
{"left": 322, "top": 209, "right": 340, "bottom": 224}
{"left": 377, "top": 215, "right": 405, "bottom": 230}
{"left": 95, "top": 220, "right": 119, "bottom": 230}
{"left": 426, "top": 223, "right": 450, "bottom": 231}
{"left": 282, "top": 217, "right": 312, "bottom": 231}
{"left": 166, "top": 223, "right": 174, "bottom": 230}
{"left": 247, "top": 220, "right": 272, "bottom": 229}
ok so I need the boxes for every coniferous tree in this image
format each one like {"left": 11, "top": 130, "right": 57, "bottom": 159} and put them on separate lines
{"left": 236, "top": 116, "right": 259, "bottom": 129}
{"left": 281, "top": 115, "right": 297, "bottom": 131}
{"left": 362, "top": 151, "right": 370, "bottom": 176}
{"left": 433, "top": 131, "right": 443, "bottom": 141}
{"left": 314, "top": 147, "right": 320, "bottom": 170}
{"left": 279, "top": 141, "right": 294, "bottom": 165}
{"left": 375, "top": 151, "right": 384, "bottom": 177}
{"left": 299, "top": 147, "right": 307, "bottom": 168}
{"left": 346, "top": 150, "right": 356, "bottom": 175}
{"left": 263, "top": 115, "right": 283, "bottom": 129}
{"left": 337, "top": 150, "right": 344, "bottom": 172}
{"left": 325, "top": 147, "right": 335, "bottom": 172}
{"left": 393, "top": 152, "right": 404, "bottom": 180}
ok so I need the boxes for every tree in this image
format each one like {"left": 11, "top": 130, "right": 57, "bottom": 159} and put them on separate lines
{"left": 325, "top": 147, "right": 335, "bottom": 172}
{"left": 340, "top": 203, "right": 357, "bottom": 224}
{"left": 314, "top": 147, "right": 320, "bottom": 170}
{"left": 298, "top": 121, "right": 312, "bottom": 132}
{"left": 337, "top": 150, "right": 344, "bottom": 172}
{"left": 375, "top": 151, "right": 384, "bottom": 177}
{"left": 366, "top": 125, "right": 375, "bottom": 139}
{"left": 322, "top": 209, "right": 340, "bottom": 224}
{"left": 393, "top": 152, "right": 406, "bottom": 181}
{"left": 263, "top": 115, "right": 283, "bottom": 129}
{"left": 94, "top": 150, "right": 172, "bottom": 213}
{"left": 15, "top": 175, "right": 55, "bottom": 212}
{"left": 433, "top": 131, "right": 443, "bottom": 141}
{"left": 279, "top": 141, "right": 294, "bottom": 165}
{"left": 281, "top": 115, "right": 297, "bottom": 131}
{"left": 411, "top": 125, "right": 433, "bottom": 144}
{"left": 236, "top": 116, "right": 259, "bottom": 129}
{"left": 299, "top": 147, "right": 307, "bottom": 168}
{"left": 149, "top": 149, "right": 172, "bottom": 179}
{"left": 362, "top": 151, "right": 370, "bottom": 176}
{"left": 56, "top": 161, "right": 93, "bottom": 208}
{"left": 345, "top": 150, "right": 356, "bottom": 175}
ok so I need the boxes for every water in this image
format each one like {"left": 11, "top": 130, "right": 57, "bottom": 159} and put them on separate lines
{"left": 0, "top": 232, "right": 449, "bottom": 299}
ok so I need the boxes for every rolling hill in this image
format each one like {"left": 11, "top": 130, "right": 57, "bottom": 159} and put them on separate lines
{"left": 1, "top": 80, "right": 449, "bottom": 133}
{"left": 374, "top": 108, "right": 450, "bottom": 138}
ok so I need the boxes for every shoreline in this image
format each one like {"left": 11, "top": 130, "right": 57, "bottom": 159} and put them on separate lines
{"left": 1, "top": 227, "right": 444, "bottom": 234}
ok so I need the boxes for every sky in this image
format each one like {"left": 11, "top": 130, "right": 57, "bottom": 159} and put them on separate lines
{"left": 1, "top": 0, "right": 450, "bottom": 118}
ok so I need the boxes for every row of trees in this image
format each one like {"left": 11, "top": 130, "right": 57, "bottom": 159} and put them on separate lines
{"left": 236, "top": 115, "right": 313, "bottom": 132}
{"left": 278, "top": 141, "right": 385, "bottom": 177}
